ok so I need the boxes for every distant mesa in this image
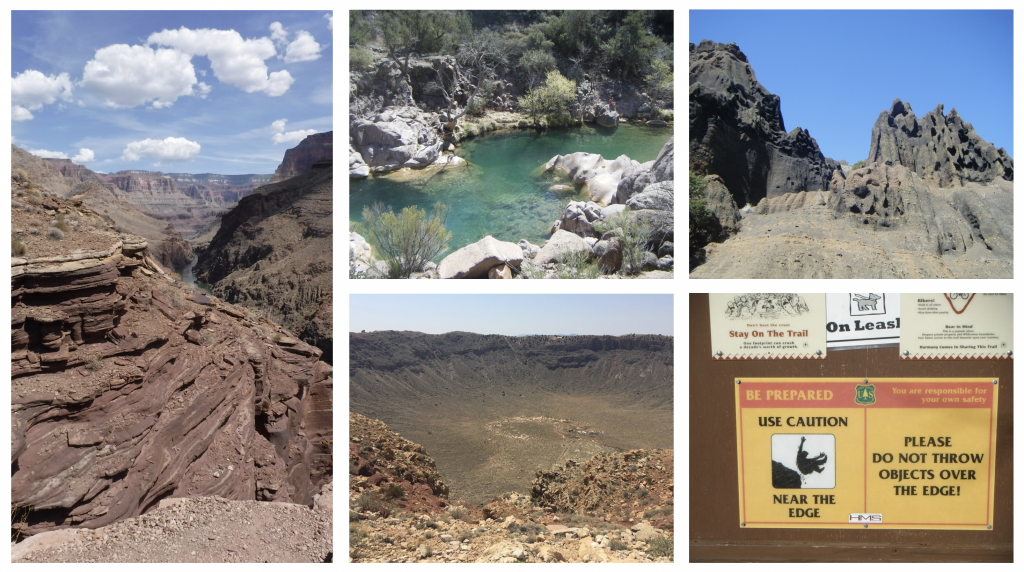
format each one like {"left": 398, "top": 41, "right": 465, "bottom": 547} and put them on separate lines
{"left": 272, "top": 131, "right": 333, "bottom": 183}
{"left": 868, "top": 98, "right": 1013, "bottom": 187}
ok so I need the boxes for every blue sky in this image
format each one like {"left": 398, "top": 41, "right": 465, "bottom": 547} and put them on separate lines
{"left": 11, "top": 11, "right": 333, "bottom": 174}
{"left": 350, "top": 295, "right": 674, "bottom": 336}
{"left": 690, "top": 10, "right": 1013, "bottom": 163}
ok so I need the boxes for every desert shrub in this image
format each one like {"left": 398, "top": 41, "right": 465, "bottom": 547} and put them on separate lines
{"left": 384, "top": 483, "right": 405, "bottom": 499}
{"left": 518, "top": 70, "right": 576, "bottom": 120}
{"left": 350, "top": 47, "right": 374, "bottom": 71}
{"left": 647, "top": 535, "right": 673, "bottom": 558}
{"left": 48, "top": 227, "right": 64, "bottom": 240}
{"left": 554, "top": 248, "right": 598, "bottom": 279}
{"left": 55, "top": 214, "right": 69, "bottom": 232}
{"left": 68, "top": 212, "right": 80, "bottom": 222}
{"left": 12, "top": 168, "right": 28, "bottom": 182}
{"left": 84, "top": 354, "right": 103, "bottom": 371}
{"left": 464, "top": 123, "right": 479, "bottom": 137}
{"left": 354, "top": 491, "right": 389, "bottom": 517}
{"left": 15, "top": 190, "right": 25, "bottom": 197}
{"left": 660, "top": 109, "right": 674, "bottom": 121}
{"left": 609, "top": 539, "right": 628, "bottom": 551}
{"left": 637, "top": 487, "right": 649, "bottom": 498}
{"left": 613, "top": 209, "right": 653, "bottom": 275}
{"left": 12, "top": 235, "right": 26, "bottom": 256}
{"left": 361, "top": 202, "right": 452, "bottom": 278}
{"left": 28, "top": 227, "right": 38, "bottom": 235}
{"left": 852, "top": 160, "right": 866, "bottom": 170}
{"left": 448, "top": 505, "right": 471, "bottom": 522}
{"left": 350, "top": 523, "right": 368, "bottom": 545}
{"left": 12, "top": 201, "right": 22, "bottom": 210}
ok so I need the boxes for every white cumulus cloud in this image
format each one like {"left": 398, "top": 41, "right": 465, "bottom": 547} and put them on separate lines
{"left": 284, "top": 31, "right": 322, "bottom": 63}
{"left": 269, "top": 22, "right": 288, "bottom": 44}
{"left": 122, "top": 137, "right": 201, "bottom": 163}
{"left": 81, "top": 44, "right": 197, "bottom": 108}
{"left": 148, "top": 27, "right": 295, "bottom": 96}
{"left": 12, "top": 105, "right": 34, "bottom": 122}
{"left": 12, "top": 70, "right": 74, "bottom": 117}
{"left": 28, "top": 148, "right": 69, "bottom": 159}
{"left": 271, "top": 119, "right": 318, "bottom": 144}
{"left": 72, "top": 148, "right": 96, "bottom": 163}
{"left": 196, "top": 82, "right": 212, "bottom": 98}
{"left": 325, "top": 13, "right": 333, "bottom": 31}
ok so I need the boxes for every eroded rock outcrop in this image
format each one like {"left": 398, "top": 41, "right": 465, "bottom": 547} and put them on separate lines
{"left": 544, "top": 152, "right": 640, "bottom": 206}
{"left": 11, "top": 190, "right": 332, "bottom": 539}
{"left": 689, "top": 40, "right": 837, "bottom": 206}
{"left": 867, "top": 98, "right": 1013, "bottom": 187}
{"left": 350, "top": 106, "right": 465, "bottom": 175}
{"left": 271, "top": 132, "right": 334, "bottom": 183}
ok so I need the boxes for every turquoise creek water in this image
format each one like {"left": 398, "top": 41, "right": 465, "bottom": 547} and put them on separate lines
{"left": 350, "top": 124, "right": 672, "bottom": 256}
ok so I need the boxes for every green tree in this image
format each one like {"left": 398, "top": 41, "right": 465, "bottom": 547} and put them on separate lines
{"left": 519, "top": 50, "right": 557, "bottom": 88}
{"left": 602, "top": 11, "right": 658, "bottom": 80}
{"left": 361, "top": 202, "right": 453, "bottom": 279}
{"left": 852, "top": 160, "right": 866, "bottom": 170}
{"left": 379, "top": 11, "right": 470, "bottom": 98}
{"left": 518, "top": 70, "right": 576, "bottom": 120}
{"left": 349, "top": 11, "right": 374, "bottom": 46}
{"left": 644, "top": 58, "right": 673, "bottom": 114}
{"left": 689, "top": 173, "right": 719, "bottom": 264}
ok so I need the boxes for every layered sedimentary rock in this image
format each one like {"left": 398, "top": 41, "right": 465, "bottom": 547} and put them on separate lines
{"left": 11, "top": 189, "right": 332, "bottom": 538}
{"left": 867, "top": 98, "right": 1013, "bottom": 187}
{"left": 194, "top": 163, "right": 333, "bottom": 362}
{"left": 271, "top": 132, "right": 334, "bottom": 183}
{"left": 689, "top": 40, "right": 837, "bottom": 206}
{"left": 168, "top": 173, "right": 270, "bottom": 205}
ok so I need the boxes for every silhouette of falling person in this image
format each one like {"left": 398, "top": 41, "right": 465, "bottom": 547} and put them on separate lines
{"left": 796, "top": 436, "right": 827, "bottom": 475}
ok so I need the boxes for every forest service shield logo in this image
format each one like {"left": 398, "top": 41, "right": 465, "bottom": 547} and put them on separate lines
{"left": 855, "top": 384, "right": 876, "bottom": 406}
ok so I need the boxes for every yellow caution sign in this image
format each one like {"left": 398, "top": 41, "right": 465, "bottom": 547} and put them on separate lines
{"left": 734, "top": 378, "right": 998, "bottom": 529}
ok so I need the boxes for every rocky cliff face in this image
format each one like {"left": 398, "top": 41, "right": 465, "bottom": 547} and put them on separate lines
{"left": 271, "top": 132, "right": 334, "bottom": 183}
{"left": 11, "top": 180, "right": 332, "bottom": 538}
{"left": 867, "top": 98, "right": 1014, "bottom": 187}
{"left": 689, "top": 40, "right": 837, "bottom": 206}
{"left": 194, "top": 163, "right": 333, "bottom": 362}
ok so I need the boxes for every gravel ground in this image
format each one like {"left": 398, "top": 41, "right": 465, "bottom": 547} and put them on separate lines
{"left": 14, "top": 485, "right": 332, "bottom": 563}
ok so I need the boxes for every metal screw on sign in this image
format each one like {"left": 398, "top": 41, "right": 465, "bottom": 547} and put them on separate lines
{"left": 736, "top": 380, "right": 741, "bottom": 384}
{"left": 863, "top": 379, "right": 869, "bottom": 383}
{"left": 1007, "top": 350, "right": 1013, "bottom": 357}
{"left": 993, "top": 380, "right": 998, "bottom": 385}
{"left": 716, "top": 350, "right": 723, "bottom": 357}
{"left": 740, "top": 523, "right": 745, "bottom": 527}
{"left": 902, "top": 350, "right": 909, "bottom": 356}
{"left": 988, "top": 525, "right": 992, "bottom": 529}
{"left": 815, "top": 350, "right": 822, "bottom": 355}
{"left": 863, "top": 524, "right": 868, "bottom": 528}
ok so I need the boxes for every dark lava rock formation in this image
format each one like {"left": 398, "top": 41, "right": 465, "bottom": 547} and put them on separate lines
{"left": 194, "top": 162, "right": 332, "bottom": 363}
{"left": 11, "top": 186, "right": 332, "bottom": 538}
{"left": 272, "top": 132, "right": 334, "bottom": 183}
{"left": 689, "top": 40, "right": 837, "bottom": 206}
{"left": 868, "top": 98, "right": 1013, "bottom": 187}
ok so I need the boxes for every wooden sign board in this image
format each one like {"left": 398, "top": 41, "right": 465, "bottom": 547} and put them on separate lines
{"left": 734, "top": 378, "right": 998, "bottom": 530}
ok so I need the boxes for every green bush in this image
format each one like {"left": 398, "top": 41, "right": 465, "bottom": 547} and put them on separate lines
{"left": 350, "top": 47, "right": 374, "bottom": 71}
{"left": 56, "top": 213, "right": 69, "bottom": 232}
{"left": 384, "top": 483, "right": 405, "bottom": 499}
{"left": 361, "top": 202, "right": 452, "bottom": 278}
{"left": 851, "top": 160, "right": 866, "bottom": 170}
{"left": 554, "top": 248, "right": 598, "bottom": 279}
{"left": 689, "top": 173, "right": 719, "bottom": 263}
{"left": 518, "top": 70, "right": 576, "bottom": 120}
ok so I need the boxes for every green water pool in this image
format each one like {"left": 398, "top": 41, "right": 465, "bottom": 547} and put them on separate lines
{"left": 349, "top": 123, "right": 672, "bottom": 257}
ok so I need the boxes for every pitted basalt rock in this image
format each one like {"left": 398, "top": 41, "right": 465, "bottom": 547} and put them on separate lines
{"left": 689, "top": 40, "right": 837, "bottom": 206}
{"left": 867, "top": 98, "right": 1013, "bottom": 187}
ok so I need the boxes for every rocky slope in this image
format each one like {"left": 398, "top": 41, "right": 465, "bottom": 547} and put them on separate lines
{"left": 271, "top": 132, "right": 334, "bottom": 183}
{"left": 12, "top": 146, "right": 196, "bottom": 270}
{"left": 689, "top": 40, "right": 838, "bottom": 207}
{"left": 868, "top": 98, "right": 1013, "bottom": 187}
{"left": 349, "top": 413, "right": 673, "bottom": 563}
{"left": 11, "top": 173, "right": 333, "bottom": 545}
{"left": 194, "top": 162, "right": 333, "bottom": 362}
{"left": 13, "top": 485, "right": 332, "bottom": 563}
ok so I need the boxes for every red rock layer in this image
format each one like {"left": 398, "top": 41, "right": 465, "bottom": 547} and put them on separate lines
{"left": 271, "top": 132, "right": 333, "bottom": 183}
